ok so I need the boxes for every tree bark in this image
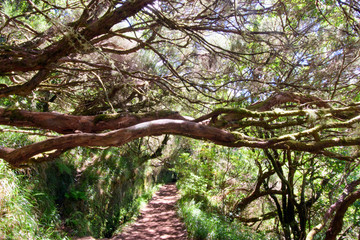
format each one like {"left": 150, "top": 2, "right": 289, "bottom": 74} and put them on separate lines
{"left": 306, "top": 179, "right": 360, "bottom": 240}
{"left": 325, "top": 190, "right": 360, "bottom": 240}
{"left": 0, "top": 108, "right": 187, "bottom": 134}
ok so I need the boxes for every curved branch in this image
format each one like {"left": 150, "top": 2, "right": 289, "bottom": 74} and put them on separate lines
{"left": 0, "top": 69, "right": 50, "bottom": 97}
{"left": 2, "top": 116, "right": 360, "bottom": 167}
{"left": 324, "top": 190, "right": 360, "bottom": 240}
{"left": 2, "top": 102, "right": 360, "bottom": 167}
{"left": 236, "top": 211, "right": 278, "bottom": 223}
{"left": 0, "top": 119, "right": 235, "bottom": 167}
{"left": 195, "top": 105, "right": 360, "bottom": 123}
{"left": 248, "top": 92, "right": 331, "bottom": 111}
{"left": 0, "top": 108, "right": 187, "bottom": 134}
{"left": 234, "top": 169, "right": 277, "bottom": 212}
{"left": 306, "top": 179, "right": 360, "bottom": 240}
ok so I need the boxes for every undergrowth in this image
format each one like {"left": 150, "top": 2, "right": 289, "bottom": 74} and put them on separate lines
{"left": 0, "top": 160, "right": 68, "bottom": 240}
{"left": 177, "top": 197, "right": 267, "bottom": 240}
{"left": 0, "top": 142, "right": 174, "bottom": 239}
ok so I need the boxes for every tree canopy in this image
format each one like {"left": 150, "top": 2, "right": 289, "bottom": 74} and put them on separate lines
{"left": 1, "top": 0, "right": 360, "bottom": 239}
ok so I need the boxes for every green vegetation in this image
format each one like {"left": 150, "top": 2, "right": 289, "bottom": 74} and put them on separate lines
{"left": 0, "top": 160, "right": 67, "bottom": 239}
{"left": 174, "top": 141, "right": 272, "bottom": 239}
{"left": 177, "top": 199, "right": 266, "bottom": 240}
{"left": 0, "top": 141, "right": 174, "bottom": 239}
{"left": 174, "top": 140, "right": 360, "bottom": 239}
{"left": 1, "top": 0, "right": 360, "bottom": 239}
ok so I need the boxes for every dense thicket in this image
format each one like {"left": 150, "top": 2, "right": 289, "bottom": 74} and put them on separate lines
{"left": 1, "top": 0, "right": 360, "bottom": 239}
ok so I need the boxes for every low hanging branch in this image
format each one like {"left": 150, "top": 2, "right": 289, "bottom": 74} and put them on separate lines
{"left": 1, "top": 102, "right": 360, "bottom": 167}
{"left": 0, "top": 119, "right": 236, "bottom": 167}
{"left": 324, "top": 190, "right": 360, "bottom": 240}
{"left": 0, "top": 108, "right": 188, "bottom": 134}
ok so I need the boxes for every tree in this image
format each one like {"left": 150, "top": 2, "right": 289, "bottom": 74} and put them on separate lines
{"left": 1, "top": 0, "right": 360, "bottom": 239}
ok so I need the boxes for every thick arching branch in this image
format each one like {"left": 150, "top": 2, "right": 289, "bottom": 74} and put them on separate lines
{"left": 0, "top": 108, "right": 187, "bottom": 134}
{"left": 2, "top": 103, "right": 360, "bottom": 166}
{"left": 4, "top": 103, "right": 358, "bottom": 135}
{"left": 1, "top": 116, "right": 360, "bottom": 167}
{"left": 0, "top": 119, "right": 236, "bottom": 167}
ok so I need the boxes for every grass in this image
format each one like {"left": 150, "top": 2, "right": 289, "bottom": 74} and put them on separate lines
{"left": 177, "top": 197, "right": 267, "bottom": 240}
{"left": 0, "top": 160, "right": 68, "bottom": 240}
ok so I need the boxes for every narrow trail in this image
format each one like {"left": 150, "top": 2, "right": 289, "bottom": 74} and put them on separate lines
{"left": 110, "top": 183, "right": 187, "bottom": 240}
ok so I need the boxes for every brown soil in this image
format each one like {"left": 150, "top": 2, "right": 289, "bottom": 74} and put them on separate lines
{"left": 109, "top": 183, "right": 187, "bottom": 240}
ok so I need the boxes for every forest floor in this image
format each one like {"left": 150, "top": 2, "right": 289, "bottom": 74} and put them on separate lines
{"left": 111, "top": 183, "right": 187, "bottom": 240}
{"left": 78, "top": 183, "right": 188, "bottom": 240}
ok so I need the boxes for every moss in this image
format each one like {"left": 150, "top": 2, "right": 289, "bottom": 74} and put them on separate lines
{"left": 142, "top": 110, "right": 178, "bottom": 118}
{"left": 93, "top": 113, "right": 123, "bottom": 124}
{"left": 93, "top": 114, "right": 110, "bottom": 124}
{"left": 93, "top": 111, "right": 178, "bottom": 124}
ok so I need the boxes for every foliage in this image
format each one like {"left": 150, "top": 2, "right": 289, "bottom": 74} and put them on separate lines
{"left": 174, "top": 140, "right": 269, "bottom": 237}
{"left": 1, "top": 0, "right": 360, "bottom": 239}
{"left": 175, "top": 140, "right": 257, "bottom": 211}
{"left": 60, "top": 146, "right": 166, "bottom": 238}
{"left": 174, "top": 139, "right": 360, "bottom": 239}
{"left": 0, "top": 135, "right": 175, "bottom": 239}
{"left": 177, "top": 198, "right": 266, "bottom": 240}
{"left": 0, "top": 160, "right": 68, "bottom": 239}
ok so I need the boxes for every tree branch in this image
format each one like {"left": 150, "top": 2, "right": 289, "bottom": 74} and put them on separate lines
{"left": 0, "top": 119, "right": 235, "bottom": 167}
{"left": 0, "top": 0, "right": 155, "bottom": 96}
{"left": 2, "top": 105, "right": 360, "bottom": 166}
{"left": 306, "top": 179, "right": 360, "bottom": 240}
{"left": 0, "top": 108, "right": 187, "bottom": 134}
{"left": 324, "top": 190, "right": 360, "bottom": 240}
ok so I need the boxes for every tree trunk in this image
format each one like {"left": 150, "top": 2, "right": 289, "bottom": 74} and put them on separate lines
{"left": 325, "top": 190, "right": 360, "bottom": 240}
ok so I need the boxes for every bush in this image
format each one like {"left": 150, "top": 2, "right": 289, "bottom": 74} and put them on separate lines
{"left": 0, "top": 160, "right": 67, "bottom": 239}
{"left": 177, "top": 197, "right": 266, "bottom": 240}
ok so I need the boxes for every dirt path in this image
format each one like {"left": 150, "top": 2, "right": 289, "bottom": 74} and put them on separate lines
{"left": 110, "top": 183, "right": 187, "bottom": 240}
